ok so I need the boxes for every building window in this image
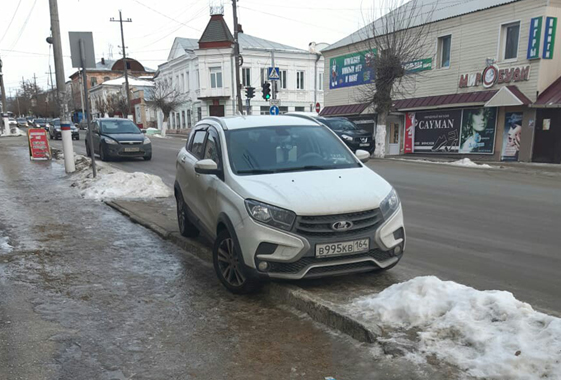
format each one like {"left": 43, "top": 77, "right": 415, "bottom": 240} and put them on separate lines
{"left": 438, "top": 35, "right": 452, "bottom": 68}
{"left": 295, "top": 106, "right": 305, "bottom": 112}
{"left": 280, "top": 70, "right": 287, "bottom": 89}
{"left": 279, "top": 106, "right": 288, "bottom": 114}
{"left": 196, "top": 69, "right": 200, "bottom": 89}
{"left": 185, "top": 71, "right": 189, "bottom": 91}
{"left": 242, "top": 68, "right": 251, "bottom": 87}
{"left": 318, "top": 72, "right": 323, "bottom": 91}
{"left": 197, "top": 107, "right": 202, "bottom": 121}
{"left": 502, "top": 22, "right": 520, "bottom": 60}
{"left": 187, "top": 110, "right": 192, "bottom": 127}
{"left": 91, "top": 77, "right": 98, "bottom": 87}
{"left": 297, "top": 71, "right": 305, "bottom": 90}
{"left": 181, "top": 74, "right": 184, "bottom": 93}
{"left": 104, "top": 76, "right": 110, "bottom": 82}
{"left": 182, "top": 110, "right": 186, "bottom": 128}
{"left": 260, "top": 106, "right": 269, "bottom": 115}
{"left": 210, "top": 67, "right": 222, "bottom": 88}
{"left": 261, "top": 68, "right": 268, "bottom": 85}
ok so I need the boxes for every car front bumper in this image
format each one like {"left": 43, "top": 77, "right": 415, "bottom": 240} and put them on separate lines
{"left": 238, "top": 206, "right": 405, "bottom": 280}
{"left": 345, "top": 140, "right": 375, "bottom": 153}
{"left": 105, "top": 143, "right": 152, "bottom": 158}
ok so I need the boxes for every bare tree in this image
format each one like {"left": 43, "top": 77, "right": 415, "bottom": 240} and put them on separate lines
{"left": 353, "top": 0, "right": 437, "bottom": 157}
{"left": 94, "top": 96, "right": 109, "bottom": 118}
{"left": 146, "top": 80, "right": 185, "bottom": 136}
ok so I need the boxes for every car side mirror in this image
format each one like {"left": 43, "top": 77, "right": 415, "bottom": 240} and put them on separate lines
{"left": 355, "top": 149, "right": 370, "bottom": 163}
{"left": 141, "top": 129, "right": 146, "bottom": 134}
{"left": 195, "top": 159, "right": 220, "bottom": 175}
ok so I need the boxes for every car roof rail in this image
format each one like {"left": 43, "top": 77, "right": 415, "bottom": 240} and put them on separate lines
{"left": 202, "top": 117, "right": 228, "bottom": 130}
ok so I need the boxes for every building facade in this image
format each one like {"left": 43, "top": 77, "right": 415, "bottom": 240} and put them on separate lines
{"left": 321, "top": 0, "right": 561, "bottom": 163}
{"left": 155, "top": 11, "right": 325, "bottom": 133}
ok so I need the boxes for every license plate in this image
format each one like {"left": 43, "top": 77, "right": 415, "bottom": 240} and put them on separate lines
{"left": 316, "top": 239, "right": 369, "bottom": 257}
{"left": 360, "top": 143, "right": 370, "bottom": 147}
{"left": 124, "top": 147, "right": 140, "bottom": 152}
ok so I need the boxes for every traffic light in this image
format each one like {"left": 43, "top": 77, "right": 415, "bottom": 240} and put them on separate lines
{"left": 262, "top": 82, "right": 271, "bottom": 100}
{"left": 245, "top": 86, "right": 255, "bottom": 99}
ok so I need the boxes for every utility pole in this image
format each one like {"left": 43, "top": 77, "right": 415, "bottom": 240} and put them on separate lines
{"left": 232, "top": 0, "right": 243, "bottom": 114}
{"left": 271, "top": 51, "right": 276, "bottom": 100}
{"left": 49, "top": 0, "right": 75, "bottom": 173}
{"left": 0, "top": 56, "right": 7, "bottom": 114}
{"left": 110, "top": 11, "right": 132, "bottom": 118}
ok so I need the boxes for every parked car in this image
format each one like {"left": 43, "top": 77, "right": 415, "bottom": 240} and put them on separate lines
{"left": 16, "top": 118, "right": 28, "bottom": 127}
{"left": 34, "top": 118, "right": 49, "bottom": 131}
{"left": 289, "top": 114, "right": 375, "bottom": 154}
{"left": 174, "top": 115, "right": 404, "bottom": 294}
{"left": 85, "top": 118, "right": 152, "bottom": 161}
{"left": 49, "top": 118, "right": 80, "bottom": 140}
{"left": 8, "top": 117, "right": 17, "bottom": 126}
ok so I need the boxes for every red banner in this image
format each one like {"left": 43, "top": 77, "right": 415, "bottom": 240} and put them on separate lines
{"left": 404, "top": 112, "right": 415, "bottom": 154}
{"left": 28, "top": 128, "right": 51, "bottom": 160}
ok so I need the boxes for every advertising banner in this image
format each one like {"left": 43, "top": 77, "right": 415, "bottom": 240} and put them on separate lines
{"left": 329, "top": 50, "right": 376, "bottom": 89}
{"left": 27, "top": 128, "right": 51, "bottom": 160}
{"left": 403, "top": 58, "right": 433, "bottom": 73}
{"left": 501, "top": 112, "right": 523, "bottom": 161}
{"left": 414, "top": 110, "right": 462, "bottom": 152}
{"left": 404, "top": 112, "right": 415, "bottom": 154}
{"left": 543, "top": 17, "right": 557, "bottom": 59}
{"left": 527, "top": 17, "right": 543, "bottom": 59}
{"left": 459, "top": 108, "right": 497, "bottom": 154}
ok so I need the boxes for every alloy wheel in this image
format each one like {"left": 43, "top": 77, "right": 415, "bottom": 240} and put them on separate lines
{"left": 217, "top": 237, "right": 245, "bottom": 287}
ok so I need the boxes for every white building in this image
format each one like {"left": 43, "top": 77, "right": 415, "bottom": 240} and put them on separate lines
{"left": 156, "top": 10, "right": 325, "bottom": 133}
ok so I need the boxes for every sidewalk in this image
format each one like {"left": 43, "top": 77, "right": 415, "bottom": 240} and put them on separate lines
{"left": 0, "top": 136, "right": 455, "bottom": 379}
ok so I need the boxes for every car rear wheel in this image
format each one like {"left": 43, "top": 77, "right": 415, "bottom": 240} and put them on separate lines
{"left": 99, "top": 143, "right": 108, "bottom": 161}
{"left": 86, "top": 142, "right": 91, "bottom": 157}
{"left": 176, "top": 191, "right": 199, "bottom": 238}
{"left": 213, "top": 229, "right": 262, "bottom": 294}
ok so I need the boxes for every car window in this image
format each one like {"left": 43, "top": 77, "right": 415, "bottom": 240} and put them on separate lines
{"left": 323, "top": 119, "right": 358, "bottom": 131}
{"left": 100, "top": 120, "right": 140, "bottom": 134}
{"left": 93, "top": 123, "right": 100, "bottom": 133}
{"left": 189, "top": 130, "right": 207, "bottom": 159}
{"left": 225, "top": 125, "right": 360, "bottom": 175}
{"left": 203, "top": 129, "right": 221, "bottom": 166}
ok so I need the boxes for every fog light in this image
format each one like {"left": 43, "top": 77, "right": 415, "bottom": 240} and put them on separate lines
{"left": 258, "top": 261, "right": 269, "bottom": 272}
{"left": 393, "top": 245, "right": 402, "bottom": 256}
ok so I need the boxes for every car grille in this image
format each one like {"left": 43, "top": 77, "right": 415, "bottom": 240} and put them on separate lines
{"left": 267, "top": 249, "right": 393, "bottom": 274}
{"left": 307, "top": 261, "right": 377, "bottom": 275}
{"left": 356, "top": 137, "right": 371, "bottom": 143}
{"left": 120, "top": 141, "right": 142, "bottom": 145}
{"left": 294, "top": 209, "right": 383, "bottom": 238}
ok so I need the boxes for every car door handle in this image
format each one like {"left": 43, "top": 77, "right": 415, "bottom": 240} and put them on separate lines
{"left": 180, "top": 156, "right": 187, "bottom": 163}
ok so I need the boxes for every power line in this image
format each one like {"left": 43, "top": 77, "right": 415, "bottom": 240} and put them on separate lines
{"left": 132, "top": 0, "right": 202, "bottom": 32}
{"left": 6, "top": 0, "right": 39, "bottom": 53}
{"left": 0, "top": 0, "right": 24, "bottom": 45}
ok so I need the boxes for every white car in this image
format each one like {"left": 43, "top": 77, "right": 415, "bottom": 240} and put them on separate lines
{"left": 175, "top": 115, "right": 405, "bottom": 293}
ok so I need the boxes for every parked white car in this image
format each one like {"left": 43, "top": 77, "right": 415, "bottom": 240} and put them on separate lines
{"left": 174, "top": 115, "right": 405, "bottom": 293}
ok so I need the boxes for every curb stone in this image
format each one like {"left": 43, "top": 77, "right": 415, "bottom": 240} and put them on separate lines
{"left": 105, "top": 200, "right": 381, "bottom": 344}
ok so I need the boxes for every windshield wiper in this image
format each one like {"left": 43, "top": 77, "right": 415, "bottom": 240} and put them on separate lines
{"left": 237, "top": 169, "right": 276, "bottom": 175}
{"left": 276, "top": 166, "right": 330, "bottom": 173}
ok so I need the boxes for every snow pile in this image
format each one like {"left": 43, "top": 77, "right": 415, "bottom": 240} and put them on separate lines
{"left": 397, "top": 158, "right": 493, "bottom": 169}
{"left": 0, "top": 126, "right": 25, "bottom": 137}
{"left": 0, "top": 236, "right": 14, "bottom": 253}
{"left": 67, "top": 154, "right": 172, "bottom": 201}
{"left": 347, "top": 276, "right": 561, "bottom": 379}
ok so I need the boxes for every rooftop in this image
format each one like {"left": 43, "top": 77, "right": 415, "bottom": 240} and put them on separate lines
{"left": 93, "top": 76, "right": 154, "bottom": 88}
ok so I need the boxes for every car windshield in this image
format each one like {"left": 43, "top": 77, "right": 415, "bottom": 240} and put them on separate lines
{"left": 225, "top": 125, "right": 360, "bottom": 175}
{"left": 36, "top": 119, "right": 45, "bottom": 124}
{"left": 100, "top": 120, "right": 140, "bottom": 134}
{"left": 53, "top": 119, "right": 61, "bottom": 126}
{"left": 17, "top": 118, "right": 26, "bottom": 122}
{"left": 322, "top": 119, "right": 359, "bottom": 131}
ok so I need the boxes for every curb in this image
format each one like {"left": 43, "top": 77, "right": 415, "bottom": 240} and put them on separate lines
{"left": 105, "top": 200, "right": 381, "bottom": 343}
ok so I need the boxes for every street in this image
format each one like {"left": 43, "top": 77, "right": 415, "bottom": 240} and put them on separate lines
{"left": 52, "top": 131, "right": 561, "bottom": 315}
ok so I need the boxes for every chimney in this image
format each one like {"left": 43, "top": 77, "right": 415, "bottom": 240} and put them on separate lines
{"left": 101, "top": 57, "right": 105, "bottom": 65}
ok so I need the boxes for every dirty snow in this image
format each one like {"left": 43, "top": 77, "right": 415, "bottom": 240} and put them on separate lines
{"left": 0, "top": 127, "right": 25, "bottom": 137}
{"left": 346, "top": 276, "right": 561, "bottom": 379}
{"left": 59, "top": 153, "right": 172, "bottom": 201}
{"left": 396, "top": 158, "right": 493, "bottom": 169}
{"left": 0, "top": 236, "right": 14, "bottom": 253}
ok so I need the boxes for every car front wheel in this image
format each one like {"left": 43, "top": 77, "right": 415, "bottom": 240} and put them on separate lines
{"left": 99, "top": 143, "right": 107, "bottom": 161}
{"left": 213, "top": 229, "right": 262, "bottom": 294}
{"left": 176, "top": 192, "right": 199, "bottom": 238}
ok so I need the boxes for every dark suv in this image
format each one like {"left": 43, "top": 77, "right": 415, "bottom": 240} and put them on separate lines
{"left": 49, "top": 118, "right": 80, "bottom": 140}
{"left": 290, "top": 115, "right": 375, "bottom": 154}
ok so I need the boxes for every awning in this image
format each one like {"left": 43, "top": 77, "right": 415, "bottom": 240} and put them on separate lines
{"left": 393, "top": 90, "right": 498, "bottom": 111}
{"left": 319, "top": 103, "right": 369, "bottom": 117}
{"left": 485, "top": 86, "right": 533, "bottom": 107}
{"left": 532, "top": 77, "right": 561, "bottom": 108}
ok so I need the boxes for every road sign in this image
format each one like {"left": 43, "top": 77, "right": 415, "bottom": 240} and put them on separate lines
{"left": 270, "top": 99, "right": 280, "bottom": 106}
{"left": 69, "top": 32, "right": 96, "bottom": 69}
{"left": 268, "top": 67, "right": 280, "bottom": 80}
{"left": 315, "top": 102, "right": 321, "bottom": 113}
{"left": 270, "top": 105, "right": 279, "bottom": 115}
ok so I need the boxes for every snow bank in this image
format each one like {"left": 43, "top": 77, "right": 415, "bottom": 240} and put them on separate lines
{"left": 397, "top": 158, "right": 492, "bottom": 169}
{"left": 0, "top": 127, "right": 25, "bottom": 137}
{"left": 66, "top": 154, "right": 172, "bottom": 201}
{"left": 347, "top": 276, "right": 561, "bottom": 379}
{"left": 0, "top": 236, "right": 13, "bottom": 253}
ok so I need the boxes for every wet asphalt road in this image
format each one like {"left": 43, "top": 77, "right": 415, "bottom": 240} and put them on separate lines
{"left": 1, "top": 137, "right": 452, "bottom": 379}
{"left": 51, "top": 131, "right": 561, "bottom": 315}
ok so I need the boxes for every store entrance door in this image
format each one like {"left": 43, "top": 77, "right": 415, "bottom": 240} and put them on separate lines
{"left": 389, "top": 122, "right": 400, "bottom": 155}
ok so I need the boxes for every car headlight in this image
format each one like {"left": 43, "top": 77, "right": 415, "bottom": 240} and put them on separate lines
{"left": 380, "top": 188, "right": 400, "bottom": 219}
{"left": 143, "top": 137, "right": 151, "bottom": 144}
{"left": 341, "top": 134, "right": 354, "bottom": 142}
{"left": 245, "top": 199, "right": 296, "bottom": 231}
{"left": 105, "top": 138, "right": 118, "bottom": 145}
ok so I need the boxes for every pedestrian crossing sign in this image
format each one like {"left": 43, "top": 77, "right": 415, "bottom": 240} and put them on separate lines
{"left": 268, "top": 67, "right": 280, "bottom": 80}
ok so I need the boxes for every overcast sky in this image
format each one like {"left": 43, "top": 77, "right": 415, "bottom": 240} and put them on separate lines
{"left": 0, "top": 0, "right": 383, "bottom": 95}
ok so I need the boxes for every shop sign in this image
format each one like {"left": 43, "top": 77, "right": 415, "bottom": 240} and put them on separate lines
{"left": 329, "top": 50, "right": 376, "bottom": 89}
{"left": 414, "top": 110, "right": 462, "bottom": 153}
{"left": 404, "top": 113, "right": 415, "bottom": 154}
{"left": 543, "top": 17, "right": 557, "bottom": 59}
{"left": 403, "top": 58, "right": 432, "bottom": 73}
{"left": 527, "top": 17, "right": 543, "bottom": 60}
{"left": 501, "top": 112, "right": 523, "bottom": 161}
{"left": 459, "top": 108, "right": 497, "bottom": 154}
{"left": 27, "top": 128, "right": 51, "bottom": 160}
{"left": 459, "top": 65, "right": 530, "bottom": 88}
